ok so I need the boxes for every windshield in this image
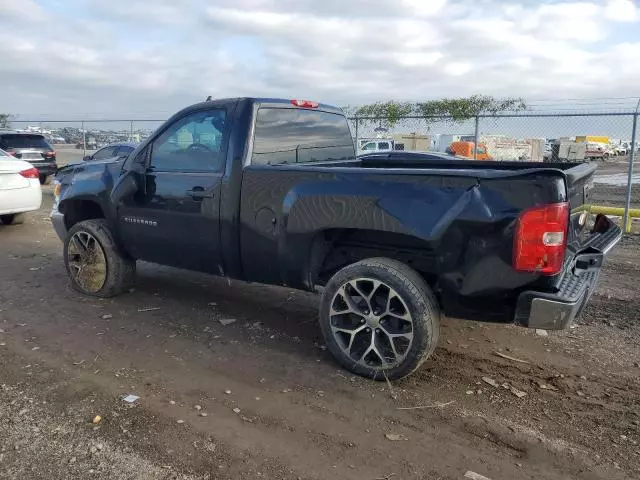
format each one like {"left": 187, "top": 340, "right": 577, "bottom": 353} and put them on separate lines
{"left": 0, "top": 134, "right": 52, "bottom": 150}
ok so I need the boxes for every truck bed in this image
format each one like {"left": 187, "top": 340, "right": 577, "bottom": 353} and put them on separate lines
{"left": 332, "top": 152, "right": 597, "bottom": 186}
{"left": 241, "top": 151, "right": 600, "bottom": 322}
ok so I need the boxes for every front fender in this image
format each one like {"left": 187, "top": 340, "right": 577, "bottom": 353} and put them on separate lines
{"left": 57, "top": 161, "right": 119, "bottom": 227}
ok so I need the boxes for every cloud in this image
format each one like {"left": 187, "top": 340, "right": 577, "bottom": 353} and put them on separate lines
{"left": 0, "top": 0, "right": 639, "bottom": 116}
{"left": 0, "top": 0, "right": 45, "bottom": 21}
{"left": 605, "top": 0, "right": 639, "bottom": 21}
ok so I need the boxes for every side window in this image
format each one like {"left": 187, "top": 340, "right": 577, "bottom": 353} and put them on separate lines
{"left": 150, "top": 109, "right": 227, "bottom": 172}
{"left": 377, "top": 142, "right": 390, "bottom": 150}
{"left": 361, "top": 142, "right": 377, "bottom": 151}
{"left": 92, "top": 146, "right": 117, "bottom": 160}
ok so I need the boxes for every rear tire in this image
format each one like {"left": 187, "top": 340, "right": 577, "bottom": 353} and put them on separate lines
{"left": 0, "top": 213, "right": 25, "bottom": 225}
{"left": 64, "top": 219, "right": 135, "bottom": 298}
{"left": 319, "top": 258, "right": 440, "bottom": 380}
{"left": 39, "top": 175, "right": 49, "bottom": 185}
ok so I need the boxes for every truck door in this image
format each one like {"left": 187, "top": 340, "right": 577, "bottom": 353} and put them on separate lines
{"left": 117, "top": 107, "right": 228, "bottom": 273}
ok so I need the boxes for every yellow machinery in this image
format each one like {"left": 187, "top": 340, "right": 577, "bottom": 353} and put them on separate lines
{"left": 574, "top": 204, "right": 640, "bottom": 232}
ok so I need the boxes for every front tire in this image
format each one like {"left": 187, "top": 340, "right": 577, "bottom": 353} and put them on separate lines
{"left": 319, "top": 258, "right": 440, "bottom": 380}
{"left": 0, "top": 213, "right": 25, "bottom": 225}
{"left": 64, "top": 219, "right": 135, "bottom": 297}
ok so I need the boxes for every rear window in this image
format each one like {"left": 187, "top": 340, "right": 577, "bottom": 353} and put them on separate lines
{"left": 0, "top": 134, "right": 52, "bottom": 150}
{"left": 252, "top": 108, "right": 355, "bottom": 165}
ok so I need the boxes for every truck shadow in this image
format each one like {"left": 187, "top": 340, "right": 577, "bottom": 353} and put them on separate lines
{"left": 134, "top": 262, "right": 325, "bottom": 357}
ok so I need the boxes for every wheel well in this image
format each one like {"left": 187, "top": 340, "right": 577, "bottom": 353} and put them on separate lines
{"left": 61, "top": 199, "right": 105, "bottom": 230}
{"left": 311, "top": 229, "right": 438, "bottom": 288}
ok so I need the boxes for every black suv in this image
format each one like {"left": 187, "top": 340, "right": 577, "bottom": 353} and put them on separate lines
{"left": 0, "top": 132, "right": 57, "bottom": 184}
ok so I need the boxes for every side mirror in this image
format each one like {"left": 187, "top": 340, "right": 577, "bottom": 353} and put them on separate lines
{"left": 110, "top": 171, "right": 140, "bottom": 205}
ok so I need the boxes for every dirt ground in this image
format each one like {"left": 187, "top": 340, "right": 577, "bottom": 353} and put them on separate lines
{"left": 591, "top": 158, "right": 640, "bottom": 210}
{"left": 1, "top": 188, "right": 639, "bottom": 480}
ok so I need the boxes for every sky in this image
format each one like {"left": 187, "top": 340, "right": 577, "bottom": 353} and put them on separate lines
{"left": 1, "top": 0, "right": 639, "bottom": 118}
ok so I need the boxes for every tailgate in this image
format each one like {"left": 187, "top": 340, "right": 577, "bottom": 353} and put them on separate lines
{"left": 563, "top": 162, "right": 620, "bottom": 267}
{"left": 564, "top": 162, "right": 597, "bottom": 211}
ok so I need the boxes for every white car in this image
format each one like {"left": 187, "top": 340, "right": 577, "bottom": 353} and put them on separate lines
{"left": 0, "top": 147, "right": 42, "bottom": 225}
{"left": 614, "top": 144, "right": 628, "bottom": 156}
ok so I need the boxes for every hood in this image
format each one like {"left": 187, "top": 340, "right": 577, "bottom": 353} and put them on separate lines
{"left": 55, "top": 157, "right": 125, "bottom": 185}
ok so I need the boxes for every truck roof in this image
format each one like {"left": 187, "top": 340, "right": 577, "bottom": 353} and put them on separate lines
{"left": 177, "top": 97, "right": 345, "bottom": 117}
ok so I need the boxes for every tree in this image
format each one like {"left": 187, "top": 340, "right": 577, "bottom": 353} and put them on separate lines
{"left": 0, "top": 113, "right": 12, "bottom": 130}
{"left": 353, "top": 101, "right": 414, "bottom": 128}
{"left": 414, "top": 95, "right": 527, "bottom": 120}
{"left": 351, "top": 96, "right": 527, "bottom": 127}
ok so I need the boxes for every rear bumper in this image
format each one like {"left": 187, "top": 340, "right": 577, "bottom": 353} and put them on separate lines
{"left": 514, "top": 221, "right": 622, "bottom": 330}
{"left": 0, "top": 182, "right": 42, "bottom": 215}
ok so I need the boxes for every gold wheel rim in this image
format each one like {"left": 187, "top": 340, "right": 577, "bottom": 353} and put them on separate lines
{"left": 67, "top": 231, "right": 107, "bottom": 293}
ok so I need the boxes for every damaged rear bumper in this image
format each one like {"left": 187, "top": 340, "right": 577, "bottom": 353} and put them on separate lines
{"left": 514, "top": 220, "right": 622, "bottom": 330}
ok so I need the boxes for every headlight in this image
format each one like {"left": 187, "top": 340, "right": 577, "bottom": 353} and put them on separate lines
{"left": 53, "top": 181, "right": 62, "bottom": 209}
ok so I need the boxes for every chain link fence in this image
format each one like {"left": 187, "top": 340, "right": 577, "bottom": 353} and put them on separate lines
{"left": 349, "top": 109, "right": 639, "bottom": 231}
{"left": 6, "top": 108, "right": 640, "bottom": 231}
{"left": 349, "top": 112, "right": 638, "bottom": 160}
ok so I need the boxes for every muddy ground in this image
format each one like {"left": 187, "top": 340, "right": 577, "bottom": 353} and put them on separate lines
{"left": 1, "top": 188, "right": 639, "bottom": 480}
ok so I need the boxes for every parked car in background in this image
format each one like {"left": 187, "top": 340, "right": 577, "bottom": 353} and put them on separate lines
{"left": 585, "top": 142, "right": 610, "bottom": 161}
{"left": 75, "top": 139, "right": 98, "bottom": 150}
{"left": 0, "top": 148, "right": 42, "bottom": 225}
{"left": 357, "top": 138, "right": 395, "bottom": 155}
{"left": 82, "top": 143, "right": 137, "bottom": 162}
{"left": 446, "top": 141, "right": 493, "bottom": 160}
{"left": 613, "top": 143, "right": 628, "bottom": 156}
{"left": 0, "top": 132, "right": 57, "bottom": 184}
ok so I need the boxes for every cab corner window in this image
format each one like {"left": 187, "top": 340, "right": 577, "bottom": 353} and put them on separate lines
{"left": 150, "top": 109, "right": 227, "bottom": 172}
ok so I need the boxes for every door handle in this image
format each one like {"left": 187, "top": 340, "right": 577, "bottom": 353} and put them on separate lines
{"left": 187, "top": 187, "right": 214, "bottom": 200}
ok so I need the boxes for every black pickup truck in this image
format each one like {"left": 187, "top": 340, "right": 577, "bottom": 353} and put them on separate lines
{"left": 51, "top": 97, "right": 621, "bottom": 380}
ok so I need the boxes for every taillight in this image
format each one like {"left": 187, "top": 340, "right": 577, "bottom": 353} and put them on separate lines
{"left": 43, "top": 151, "right": 56, "bottom": 159}
{"left": 513, "top": 202, "right": 569, "bottom": 275}
{"left": 19, "top": 167, "right": 40, "bottom": 179}
{"left": 291, "top": 99, "right": 319, "bottom": 108}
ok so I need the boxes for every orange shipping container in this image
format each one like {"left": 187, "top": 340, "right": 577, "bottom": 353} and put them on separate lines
{"left": 447, "top": 141, "right": 493, "bottom": 160}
